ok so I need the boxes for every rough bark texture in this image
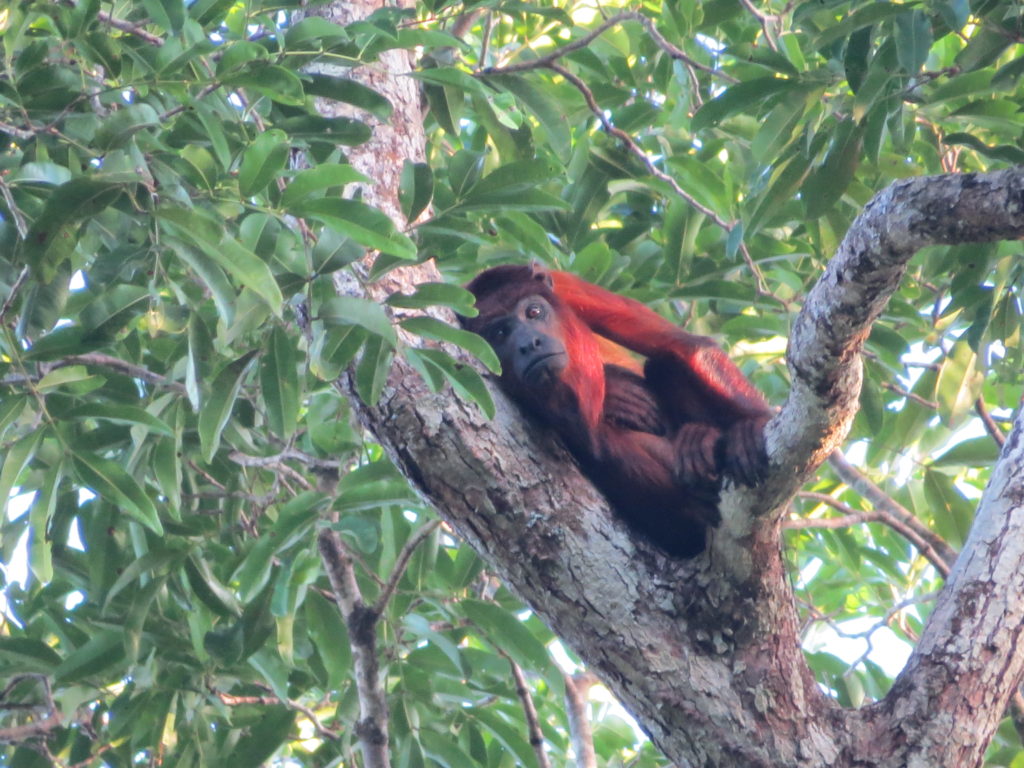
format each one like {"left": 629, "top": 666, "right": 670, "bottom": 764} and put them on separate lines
{"left": 316, "top": 4, "right": 1024, "bottom": 761}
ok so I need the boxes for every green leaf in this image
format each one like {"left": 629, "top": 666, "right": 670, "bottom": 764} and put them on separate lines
{"left": 386, "top": 282, "right": 477, "bottom": 315}
{"left": 160, "top": 208, "right": 284, "bottom": 315}
{"left": 305, "top": 591, "right": 351, "bottom": 690}
{"left": 302, "top": 74, "right": 393, "bottom": 120}
{"left": 276, "top": 115, "right": 371, "bottom": 145}
{"left": 198, "top": 351, "right": 259, "bottom": 463}
{"left": 936, "top": 342, "right": 983, "bottom": 428}
{"left": 72, "top": 451, "right": 163, "bottom": 534}
{"left": 0, "top": 431, "right": 43, "bottom": 517}
{"left": 94, "top": 103, "right": 161, "bottom": 151}
{"left": 461, "top": 599, "right": 548, "bottom": 669}
{"left": 28, "top": 462, "right": 60, "bottom": 583}
{"left": 260, "top": 326, "right": 300, "bottom": 440}
{"left": 399, "top": 160, "right": 434, "bottom": 223}
{"left": 229, "top": 707, "right": 296, "bottom": 767}
{"left": 803, "top": 120, "right": 864, "bottom": 219}
{"left": 54, "top": 629, "right": 125, "bottom": 683}
{"left": 405, "top": 347, "right": 496, "bottom": 419}
{"left": 486, "top": 73, "right": 571, "bottom": 157}
{"left": 292, "top": 198, "right": 417, "bottom": 259}
{"left": 22, "top": 179, "right": 125, "bottom": 280}
{"left": 280, "top": 163, "right": 369, "bottom": 207}
{"left": 57, "top": 402, "right": 174, "bottom": 436}
{"left": 222, "top": 63, "right": 306, "bottom": 106}
{"left": 232, "top": 492, "right": 326, "bottom": 602}
{"left": 309, "top": 322, "right": 367, "bottom": 380}
{"left": 318, "top": 296, "right": 397, "bottom": 346}
{"left": 931, "top": 436, "right": 1000, "bottom": 468}
{"left": 942, "top": 133, "right": 1024, "bottom": 165}
{"left": 412, "top": 67, "right": 490, "bottom": 95}
{"left": 692, "top": 78, "right": 805, "bottom": 132}
{"left": 0, "top": 637, "right": 62, "bottom": 673}
{"left": 894, "top": 10, "right": 933, "bottom": 75}
{"left": 355, "top": 334, "right": 394, "bottom": 405}
{"left": 401, "top": 316, "right": 500, "bottom": 373}
{"left": 238, "top": 129, "right": 289, "bottom": 198}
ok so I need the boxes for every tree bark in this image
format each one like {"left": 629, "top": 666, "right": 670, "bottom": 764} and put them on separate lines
{"left": 317, "top": 4, "right": 1024, "bottom": 761}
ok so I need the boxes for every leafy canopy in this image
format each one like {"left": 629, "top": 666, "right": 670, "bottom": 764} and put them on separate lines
{"left": 0, "top": 0, "right": 1021, "bottom": 766}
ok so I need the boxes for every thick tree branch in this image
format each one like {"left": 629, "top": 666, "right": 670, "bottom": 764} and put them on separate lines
{"left": 758, "top": 168, "right": 1024, "bottom": 520}
{"left": 853, "top": 409, "right": 1024, "bottom": 766}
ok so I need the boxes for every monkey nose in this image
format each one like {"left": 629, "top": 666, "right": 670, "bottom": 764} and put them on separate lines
{"left": 519, "top": 336, "right": 542, "bottom": 354}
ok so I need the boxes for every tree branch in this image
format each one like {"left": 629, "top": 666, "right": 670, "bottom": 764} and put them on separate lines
{"left": 317, "top": 529, "right": 389, "bottom": 768}
{"left": 563, "top": 672, "right": 598, "bottom": 768}
{"left": 759, "top": 169, "right": 1024, "bottom": 525}
{"left": 372, "top": 519, "right": 441, "bottom": 615}
{"left": 506, "top": 657, "right": 551, "bottom": 768}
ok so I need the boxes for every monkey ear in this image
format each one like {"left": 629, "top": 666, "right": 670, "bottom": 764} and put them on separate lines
{"left": 529, "top": 261, "right": 554, "bottom": 289}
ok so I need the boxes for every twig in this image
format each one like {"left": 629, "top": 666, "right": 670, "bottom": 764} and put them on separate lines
{"left": 975, "top": 398, "right": 1006, "bottom": 448}
{"left": 506, "top": 658, "right": 550, "bottom": 768}
{"left": 0, "top": 177, "right": 29, "bottom": 238}
{"left": 160, "top": 83, "right": 222, "bottom": 121}
{"left": 791, "top": 488, "right": 952, "bottom": 578}
{"left": 318, "top": 529, "right": 390, "bottom": 768}
{"left": 0, "top": 675, "right": 61, "bottom": 744}
{"left": 483, "top": 12, "right": 730, "bottom": 80}
{"left": 229, "top": 449, "right": 342, "bottom": 472}
{"left": 0, "top": 266, "right": 30, "bottom": 323}
{"left": 211, "top": 688, "right": 340, "bottom": 740}
{"left": 55, "top": 353, "right": 188, "bottom": 394}
{"left": 372, "top": 519, "right": 441, "bottom": 615}
{"left": 563, "top": 672, "right": 598, "bottom": 768}
{"left": 548, "top": 63, "right": 725, "bottom": 226}
{"left": 826, "top": 452, "right": 956, "bottom": 576}
{"left": 737, "top": 0, "right": 780, "bottom": 51}
{"left": 880, "top": 380, "right": 938, "bottom": 409}
{"left": 97, "top": 10, "right": 165, "bottom": 46}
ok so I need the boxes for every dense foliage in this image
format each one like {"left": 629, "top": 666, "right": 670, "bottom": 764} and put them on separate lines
{"left": 0, "top": 0, "right": 1021, "bottom": 765}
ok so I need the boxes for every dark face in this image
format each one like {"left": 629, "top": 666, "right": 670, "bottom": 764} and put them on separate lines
{"left": 480, "top": 295, "right": 568, "bottom": 390}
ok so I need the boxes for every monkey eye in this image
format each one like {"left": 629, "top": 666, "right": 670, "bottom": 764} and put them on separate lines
{"left": 525, "top": 303, "right": 543, "bottom": 319}
{"left": 486, "top": 321, "right": 509, "bottom": 341}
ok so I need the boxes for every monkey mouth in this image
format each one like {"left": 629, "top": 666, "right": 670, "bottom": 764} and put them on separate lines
{"left": 523, "top": 353, "right": 565, "bottom": 383}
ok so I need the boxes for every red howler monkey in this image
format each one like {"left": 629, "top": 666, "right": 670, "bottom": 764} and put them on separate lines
{"left": 459, "top": 264, "right": 771, "bottom": 557}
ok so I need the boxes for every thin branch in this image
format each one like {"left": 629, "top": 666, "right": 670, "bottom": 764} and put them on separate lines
{"left": 975, "top": 397, "right": 1006, "bottom": 448}
{"left": 792, "top": 487, "right": 952, "bottom": 578}
{"left": 0, "top": 178, "right": 29, "bottom": 238}
{"left": 880, "top": 380, "right": 938, "bottom": 409}
{"left": 229, "top": 449, "right": 342, "bottom": 472}
{"left": 0, "top": 675, "right": 61, "bottom": 744}
{"left": 563, "top": 672, "right": 598, "bottom": 768}
{"left": 828, "top": 452, "right": 956, "bottom": 575}
{"left": 0, "top": 267, "right": 30, "bottom": 323}
{"left": 372, "top": 519, "right": 442, "bottom": 615}
{"left": 482, "top": 12, "right": 730, "bottom": 80}
{"left": 211, "top": 688, "right": 340, "bottom": 740}
{"left": 737, "top": 0, "right": 780, "bottom": 51}
{"left": 55, "top": 353, "right": 187, "bottom": 394}
{"left": 318, "top": 529, "right": 390, "bottom": 768}
{"left": 97, "top": 10, "right": 165, "bottom": 46}
{"left": 506, "top": 657, "right": 551, "bottom": 768}
{"left": 547, "top": 63, "right": 725, "bottom": 227}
